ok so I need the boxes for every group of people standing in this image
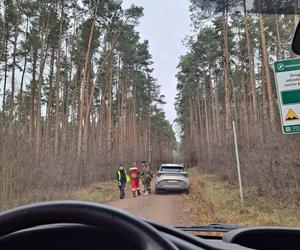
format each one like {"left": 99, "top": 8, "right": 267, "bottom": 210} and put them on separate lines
{"left": 116, "top": 161, "right": 153, "bottom": 199}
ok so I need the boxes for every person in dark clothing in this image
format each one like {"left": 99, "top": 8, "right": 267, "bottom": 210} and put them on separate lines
{"left": 116, "top": 164, "right": 130, "bottom": 199}
{"left": 140, "top": 161, "right": 147, "bottom": 193}
{"left": 143, "top": 165, "right": 153, "bottom": 195}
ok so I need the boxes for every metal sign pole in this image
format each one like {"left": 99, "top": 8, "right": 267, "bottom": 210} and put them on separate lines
{"left": 232, "top": 120, "right": 244, "bottom": 204}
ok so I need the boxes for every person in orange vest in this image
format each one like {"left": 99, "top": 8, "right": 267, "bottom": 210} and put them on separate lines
{"left": 128, "top": 162, "right": 141, "bottom": 197}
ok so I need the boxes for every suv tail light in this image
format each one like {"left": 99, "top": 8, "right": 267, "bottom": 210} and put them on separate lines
{"left": 182, "top": 174, "right": 188, "bottom": 178}
{"left": 157, "top": 173, "right": 162, "bottom": 177}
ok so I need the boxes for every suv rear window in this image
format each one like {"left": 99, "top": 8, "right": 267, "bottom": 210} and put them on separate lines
{"left": 160, "top": 166, "right": 184, "bottom": 172}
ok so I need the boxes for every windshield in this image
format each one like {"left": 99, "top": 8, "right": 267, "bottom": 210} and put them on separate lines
{"left": 160, "top": 166, "right": 185, "bottom": 172}
{"left": 0, "top": 0, "right": 300, "bottom": 230}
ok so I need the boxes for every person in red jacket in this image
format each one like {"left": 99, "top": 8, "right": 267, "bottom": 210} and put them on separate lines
{"left": 128, "top": 162, "right": 141, "bottom": 197}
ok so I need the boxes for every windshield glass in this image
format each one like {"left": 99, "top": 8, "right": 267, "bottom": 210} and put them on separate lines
{"left": 0, "top": 0, "right": 300, "bottom": 230}
{"left": 160, "top": 166, "right": 184, "bottom": 172}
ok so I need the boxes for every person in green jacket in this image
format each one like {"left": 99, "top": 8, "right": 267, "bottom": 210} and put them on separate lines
{"left": 143, "top": 164, "right": 153, "bottom": 195}
{"left": 140, "top": 161, "right": 147, "bottom": 193}
{"left": 116, "top": 164, "right": 130, "bottom": 199}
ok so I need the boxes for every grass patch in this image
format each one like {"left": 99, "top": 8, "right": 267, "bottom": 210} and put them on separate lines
{"left": 1, "top": 180, "right": 124, "bottom": 212}
{"left": 184, "top": 168, "right": 300, "bottom": 227}
{"left": 75, "top": 180, "right": 120, "bottom": 203}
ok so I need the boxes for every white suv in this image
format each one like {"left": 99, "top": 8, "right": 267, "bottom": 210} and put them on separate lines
{"left": 155, "top": 164, "right": 189, "bottom": 194}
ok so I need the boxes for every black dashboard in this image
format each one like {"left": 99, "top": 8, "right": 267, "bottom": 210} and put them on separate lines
{"left": 1, "top": 222, "right": 300, "bottom": 250}
{"left": 152, "top": 222, "right": 300, "bottom": 250}
{"left": 0, "top": 201, "right": 299, "bottom": 250}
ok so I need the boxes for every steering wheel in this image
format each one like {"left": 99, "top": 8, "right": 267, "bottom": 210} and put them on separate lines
{"left": 0, "top": 201, "right": 178, "bottom": 250}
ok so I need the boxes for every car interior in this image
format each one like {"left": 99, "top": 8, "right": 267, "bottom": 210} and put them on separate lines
{"left": 0, "top": 200, "right": 300, "bottom": 250}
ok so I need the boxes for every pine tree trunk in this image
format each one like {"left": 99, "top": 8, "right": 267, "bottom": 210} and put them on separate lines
{"left": 213, "top": 71, "right": 221, "bottom": 145}
{"left": 29, "top": 50, "right": 38, "bottom": 145}
{"left": 240, "top": 71, "right": 249, "bottom": 142}
{"left": 189, "top": 98, "right": 197, "bottom": 166}
{"left": 196, "top": 89, "right": 204, "bottom": 161}
{"left": 0, "top": 12, "right": 6, "bottom": 63}
{"left": 119, "top": 70, "right": 126, "bottom": 162}
{"left": 211, "top": 85, "right": 217, "bottom": 145}
{"left": 77, "top": 0, "right": 99, "bottom": 158}
{"left": 19, "top": 17, "right": 29, "bottom": 120}
{"left": 132, "top": 87, "right": 137, "bottom": 160}
{"left": 259, "top": 13, "right": 276, "bottom": 131}
{"left": 232, "top": 85, "right": 238, "bottom": 127}
{"left": 62, "top": 41, "right": 71, "bottom": 158}
{"left": 46, "top": 48, "right": 55, "bottom": 140}
{"left": 275, "top": 14, "right": 284, "bottom": 60}
{"left": 98, "top": 89, "right": 105, "bottom": 159}
{"left": 147, "top": 82, "right": 152, "bottom": 163}
{"left": 54, "top": 0, "right": 64, "bottom": 156}
{"left": 222, "top": 12, "right": 232, "bottom": 135}
{"left": 260, "top": 46, "right": 268, "bottom": 140}
{"left": 122, "top": 80, "right": 127, "bottom": 162}
{"left": 0, "top": 2, "right": 6, "bottom": 125}
{"left": 243, "top": 3, "right": 259, "bottom": 135}
{"left": 36, "top": 45, "right": 50, "bottom": 161}
{"left": 106, "top": 51, "right": 113, "bottom": 177}
{"left": 294, "top": 0, "right": 299, "bottom": 29}
{"left": 83, "top": 61, "right": 93, "bottom": 161}
{"left": 11, "top": 14, "right": 21, "bottom": 121}
{"left": 2, "top": 35, "right": 8, "bottom": 117}
{"left": 203, "top": 84, "right": 211, "bottom": 163}
{"left": 36, "top": 8, "right": 51, "bottom": 160}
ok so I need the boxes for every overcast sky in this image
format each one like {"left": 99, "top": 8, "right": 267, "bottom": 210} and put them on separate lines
{"left": 122, "top": 0, "right": 191, "bottom": 125}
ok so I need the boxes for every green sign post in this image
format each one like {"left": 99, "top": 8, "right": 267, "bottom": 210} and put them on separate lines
{"left": 274, "top": 58, "right": 300, "bottom": 134}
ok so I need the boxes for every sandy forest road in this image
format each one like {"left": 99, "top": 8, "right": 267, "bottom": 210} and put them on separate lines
{"left": 107, "top": 184, "right": 186, "bottom": 227}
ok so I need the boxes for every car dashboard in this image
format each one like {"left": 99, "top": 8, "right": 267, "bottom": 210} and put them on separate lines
{"left": 152, "top": 222, "right": 300, "bottom": 250}
{"left": 1, "top": 221, "right": 299, "bottom": 250}
{"left": 0, "top": 201, "right": 299, "bottom": 250}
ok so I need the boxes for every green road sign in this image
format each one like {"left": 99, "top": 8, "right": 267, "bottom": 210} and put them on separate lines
{"left": 274, "top": 58, "right": 300, "bottom": 134}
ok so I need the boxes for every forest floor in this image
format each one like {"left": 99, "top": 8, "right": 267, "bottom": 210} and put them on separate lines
{"left": 76, "top": 168, "right": 300, "bottom": 227}
{"left": 183, "top": 168, "right": 300, "bottom": 227}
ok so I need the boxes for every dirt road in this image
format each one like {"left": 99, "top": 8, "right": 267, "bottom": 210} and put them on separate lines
{"left": 107, "top": 186, "right": 185, "bottom": 226}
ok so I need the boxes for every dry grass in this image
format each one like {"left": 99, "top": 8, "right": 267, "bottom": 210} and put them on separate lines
{"left": 74, "top": 180, "right": 120, "bottom": 203}
{"left": 184, "top": 168, "right": 300, "bottom": 227}
{"left": 2, "top": 180, "right": 121, "bottom": 212}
